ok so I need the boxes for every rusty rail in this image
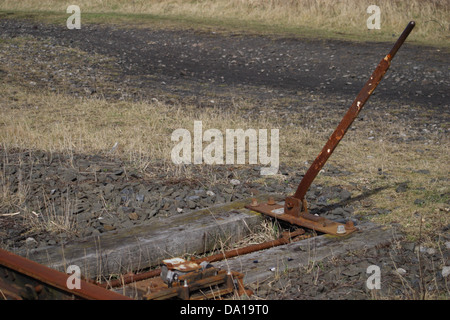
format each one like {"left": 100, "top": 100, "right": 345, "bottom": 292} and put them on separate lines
{"left": 0, "top": 248, "right": 131, "bottom": 300}
{"left": 98, "top": 228, "right": 308, "bottom": 289}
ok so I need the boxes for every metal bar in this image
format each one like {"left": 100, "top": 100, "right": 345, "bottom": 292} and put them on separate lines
{"left": 247, "top": 199, "right": 357, "bottom": 236}
{"left": 0, "top": 248, "right": 131, "bottom": 300}
{"left": 194, "top": 228, "right": 305, "bottom": 264}
{"left": 388, "top": 21, "right": 416, "bottom": 59}
{"left": 293, "top": 21, "right": 415, "bottom": 201}
{"left": 98, "top": 269, "right": 161, "bottom": 289}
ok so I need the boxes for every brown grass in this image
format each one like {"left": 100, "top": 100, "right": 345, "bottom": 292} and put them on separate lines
{"left": 0, "top": 0, "right": 448, "bottom": 46}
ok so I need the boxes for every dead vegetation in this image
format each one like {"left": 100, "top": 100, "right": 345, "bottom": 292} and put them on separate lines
{"left": 1, "top": 0, "right": 448, "bottom": 46}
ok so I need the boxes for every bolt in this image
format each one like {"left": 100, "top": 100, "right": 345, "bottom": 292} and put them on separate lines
{"left": 251, "top": 198, "right": 259, "bottom": 206}
{"left": 267, "top": 197, "right": 275, "bottom": 205}
{"left": 336, "top": 225, "right": 346, "bottom": 234}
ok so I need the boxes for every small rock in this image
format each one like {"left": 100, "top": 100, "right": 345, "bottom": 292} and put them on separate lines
{"left": 342, "top": 265, "right": 361, "bottom": 277}
{"left": 187, "top": 200, "right": 196, "bottom": 209}
{"left": 230, "top": 179, "right": 240, "bottom": 186}
{"left": 331, "top": 207, "right": 346, "bottom": 216}
{"left": 395, "top": 268, "right": 407, "bottom": 275}
{"left": 128, "top": 212, "right": 139, "bottom": 220}
{"left": 62, "top": 172, "right": 77, "bottom": 182}
{"left": 25, "top": 237, "right": 38, "bottom": 247}
{"left": 176, "top": 207, "right": 183, "bottom": 213}
{"left": 442, "top": 266, "right": 450, "bottom": 278}
{"left": 206, "top": 190, "right": 215, "bottom": 196}
{"left": 395, "top": 182, "right": 408, "bottom": 193}
{"left": 402, "top": 242, "right": 415, "bottom": 252}
{"left": 215, "top": 195, "right": 225, "bottom": 204}
{"left": 416, "top": 246, "right": 436, "bottom": 255}
{"left": 339, "top": 190, "right": 351, "bottom": 201}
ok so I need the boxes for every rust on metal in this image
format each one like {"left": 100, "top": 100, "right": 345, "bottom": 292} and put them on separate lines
{"left": 0, "top": 248, "right": 131, "bottom": 300}
{"left": 141, "top": 259, "right": 249, "bottom": 300}
{"left": 248, "top": 197, "right": 357, "bottom": 236}
{"left": 163, "top": 257, "right": 202, "bottom": 273}
{"left": 99, "top": 227, "right": 308, "bottom": 291}
{"left": 195, "top": 227, "right": 306, "bottom": 264}
{"left": 247, "top": 21, "right": 415, "bottom": 236}
{"left": 293, "top": 23, "right": 415, "bottom": 202}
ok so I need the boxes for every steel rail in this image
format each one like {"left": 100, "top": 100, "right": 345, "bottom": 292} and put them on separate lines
{"left": 0, "top": 248, "right": 132, "bottom": 300}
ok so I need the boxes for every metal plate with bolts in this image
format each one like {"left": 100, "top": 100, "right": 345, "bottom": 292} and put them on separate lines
{"left": 246, "top": 198, "right": 357, "bottom": 236}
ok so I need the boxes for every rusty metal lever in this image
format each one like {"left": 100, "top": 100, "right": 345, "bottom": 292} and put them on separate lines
{"left": 247, "top": 21, "right": 415, "bottom": 236}
{"left": 293, "top": 21, "right": 415, "bottom": 203}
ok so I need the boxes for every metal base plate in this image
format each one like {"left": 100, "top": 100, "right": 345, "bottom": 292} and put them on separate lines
{"left": 246, "top": 201, "right": 357, "bottom": 236}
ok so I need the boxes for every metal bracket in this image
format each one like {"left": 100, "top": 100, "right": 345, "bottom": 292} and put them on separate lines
{"left": 144, "top": 258, "right": 250, "bottom": 300}
{"left": 247, "top": 197, "right": 356, "bottom": 236}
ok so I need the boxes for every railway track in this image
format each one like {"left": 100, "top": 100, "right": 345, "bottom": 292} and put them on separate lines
{"left": 0, "top": 247, "right": 131, "bottom": 300}
{"left": 0, "top": 22, "right": 414, "bottom": 301}
{"left": 0, "top": 226, "right": 311, "bottom": 300}
{"left": 1, "top": 220, "right": 398, "bottom": 300}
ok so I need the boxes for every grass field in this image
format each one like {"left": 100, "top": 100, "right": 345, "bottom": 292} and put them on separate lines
{"left": 0, "top": 0, "right": 449, "bottom": 47}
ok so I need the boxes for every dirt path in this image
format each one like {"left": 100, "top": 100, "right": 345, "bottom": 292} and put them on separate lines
{"left": 1, "top": 18, "right": 449, "bottom": 110}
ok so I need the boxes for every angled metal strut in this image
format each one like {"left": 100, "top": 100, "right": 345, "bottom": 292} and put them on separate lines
{"left": 247, "top": 21, "right": 416, "bottom": 236}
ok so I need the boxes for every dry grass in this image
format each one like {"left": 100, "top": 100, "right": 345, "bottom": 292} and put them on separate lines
{"left": 0, "top": 83, "right": 278, "bottom": 170}
{"left": 1, "top": 80, "right": 448, "bottom": 243}
{"left": 0, "top": 0, "right": 448, "bottom": 46}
